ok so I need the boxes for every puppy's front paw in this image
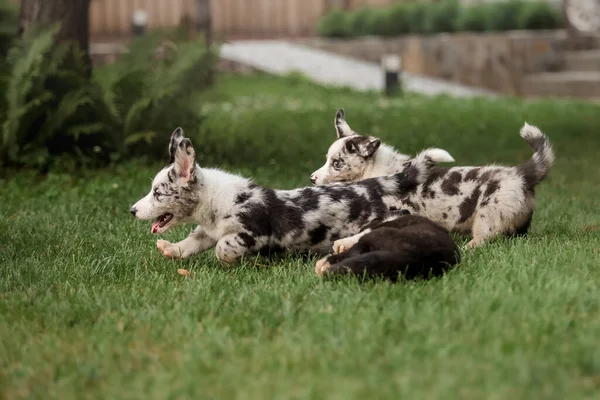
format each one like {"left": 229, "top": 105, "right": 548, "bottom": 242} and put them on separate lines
{"left": 156, "top": 239, "right": 182, "bottom": 258}
{"left": 332, "top": 237, "right": 357, "bottom": 254}
{"left": 315, "top": 256, "right": 332, "bottom": 276}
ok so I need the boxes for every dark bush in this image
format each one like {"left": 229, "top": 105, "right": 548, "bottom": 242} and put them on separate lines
{"left": 385, "top": 3, "right": 413, "bottom": 35}
{"left": 346, "top": 7, "right": 373, "bottom": 36}
{"left": 0, "top": 0, "right": 17, "bottom": 59}
{"left": 423, "top": 0, "right": 461, "bottom": 33}
{"left": 518, "top": 2, "right": 561, "bottom": 30}
{"left": 0, "top": 26, "right": 217, "bottom": 171}
{"left": 486, "top": 0, "right": 525, "bottom": 31}
{"left": 456, "top": 3, "right": 490, "bottom": 32}
{"left": 406, "top": 3, "right": 431, "bottom": 34}
{"left": 317, "top": 10, "right": 351, "bottom": 38}
{"left": 317, "top": 1, "right": 562, "bottom": 37}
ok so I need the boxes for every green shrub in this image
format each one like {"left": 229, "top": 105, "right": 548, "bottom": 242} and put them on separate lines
{"left": 0, "top": 26, "right": 217, "bottom": 170}
{"left": 0, "top": 0, "right": 17, "bottom": 58}
{"left": 317, "top": 10, "right": 351, "bottom": 38}
{"left": 386, "top": 3, "right": 413, "bottom": 35}
{"left": 317, "top": 0, "right": 562, "bottom": 37}
{"left": 486, "top": 0, "right": 525, "bottom": 31}
{"left": 406, "top": 3, "right": 431, "bottom": 34}
{"left": 346, "top": 7, "right": 373, "bottom": 36}
{"left": 423, "top": 0, "right": 460, "bottom": 33}
{"left": 518, "top": 2, "right": 562, "bottom": 30}
{"left": 456, "top": 3, "right": 490, "bottom": 32}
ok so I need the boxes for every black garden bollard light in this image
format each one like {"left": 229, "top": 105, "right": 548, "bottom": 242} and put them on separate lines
{"left": 381, "top": 54, "right": 402, "bottom": 97}
{"left": 131, "top": 10, "right": 148, "bottom": 36}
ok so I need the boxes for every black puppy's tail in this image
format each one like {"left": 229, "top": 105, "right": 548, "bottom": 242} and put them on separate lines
{"left": 326, "top": 250, "right": 455, "bottom": 282}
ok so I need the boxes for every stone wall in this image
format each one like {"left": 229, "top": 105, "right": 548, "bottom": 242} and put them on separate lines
{"left": 295, "top": 30, "right": 600, "bottom": 96}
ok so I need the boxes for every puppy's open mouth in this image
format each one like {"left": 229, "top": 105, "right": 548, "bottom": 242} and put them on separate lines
{"left": 151, "top": 213, "right": 173, "bottom": 234}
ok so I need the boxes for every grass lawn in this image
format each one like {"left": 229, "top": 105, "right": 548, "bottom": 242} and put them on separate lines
{"left": 2, "top": 73, "right": 600, "bottom": 399}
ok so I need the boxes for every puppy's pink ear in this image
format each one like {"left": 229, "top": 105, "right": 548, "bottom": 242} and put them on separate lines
{"left": 168, "top": 127, "right": 184, "bottom": 164}
{"left": 173, "top": 138, "right": 196, "bottom": 183}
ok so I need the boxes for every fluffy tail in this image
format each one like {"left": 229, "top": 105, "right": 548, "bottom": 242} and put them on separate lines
{"left": 519, "top": 122, "right": 555, "bottom": 187}
{"left": 405, "top": 148, "right": 455, "bottom": 184}
{"left": 326, "top": 250, "right": 458, "bottom": 281}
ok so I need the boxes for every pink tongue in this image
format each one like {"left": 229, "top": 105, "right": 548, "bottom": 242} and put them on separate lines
{"left": 151, "top": 222, "right": 160, "bottom": 233}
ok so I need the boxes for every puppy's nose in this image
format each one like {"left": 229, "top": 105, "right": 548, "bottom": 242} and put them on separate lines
{"left": 130, "top": 206, "right": 137, "bottom": 216}
{"left": 310, "top": 175, "right": 317, "bottom": 184}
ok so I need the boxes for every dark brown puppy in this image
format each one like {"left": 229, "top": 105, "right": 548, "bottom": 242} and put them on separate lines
{"left": 315, "top": 211, "right": 461, "bottom": 282}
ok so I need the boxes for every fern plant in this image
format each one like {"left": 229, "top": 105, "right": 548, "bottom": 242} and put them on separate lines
{"left": 90, "top": 30, "right": 218, "bottom": 161}
{"left": 1, "top": 25, "right": 105, "bottom": 169}
{"left": 0, "top": 26, "right": 217, "bottom": 171}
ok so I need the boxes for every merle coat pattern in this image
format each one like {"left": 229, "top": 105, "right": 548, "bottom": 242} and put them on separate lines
{"left": 312, "top": 109, "right": 555, "bottom": 248}
{"left": 315, "top": 210, "right": 461, "bottom": 281}
{"left": 129, "top": 128, "right": 456, "bottom": 264}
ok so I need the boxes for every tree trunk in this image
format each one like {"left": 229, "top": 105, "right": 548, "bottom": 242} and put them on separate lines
{"left": 195, "top": 0, "right": 214, "bottom": 85}
{"left": 18, "top": 0, "right": 92, "bottom": 76}
{"left": 196, "top": 0, "right": 212, "bottom": 45}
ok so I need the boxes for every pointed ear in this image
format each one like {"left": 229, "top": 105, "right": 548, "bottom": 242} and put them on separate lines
{"left": 345, "top": 137, "right": 381, "bottom": 158}
{"left": 169, "top": 127, "right": 185, "bottom": 164}
{"left": 359, "top": 137, "right": 381, "bottom": 158}
{"left": 335, "top": 108, "right": 353, "bottom": 138}
{"left": 173, "top": 138, "right": 196, "bottom": 183}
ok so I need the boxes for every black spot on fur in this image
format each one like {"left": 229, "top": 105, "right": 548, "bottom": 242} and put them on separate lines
{"left": 296, "top": 188, "right": 320, "bottom": 211}
{"left": 235, "top": 192, "right": 252, "bottom": 204}
{"left": 458, "top": 187, "right": 481, "bottom": 223}
{"left": 441, "top": 171, "right": 462, "bottom": 196}
{"left": 328, "top": 187, "right": 357, "bottom": 203}
{"left": 223, "top": 214, "right": 231, "bottom": 219}
{"left": 442, "top": 212, "right": 448, "bottom": 219}
{"left": 348, "top": 196, "right": 370, "bottom": 222}
{"left": 401, "top": 198, "right": 420, "bottom": 212}
{"left": 484, "top": 180, "right": 500, "bottom": 198}
{"left": 238, "top": 232, "right": 256, "bottom": 248}
{"left": 257, "top": 245, "right": 286, "bottom": 257}
{"left": 477, "top": 170, "right": 494, "bottom": 182}
{"left": 464, "top": 169, "right": 479, "bottom": 181}
{"left": 237, "top": 188, "right": 304, "bottom": 240}
{"left": 309, "top": 224, "right": 329, "bottom": 245}
{"left": 420, "top": 167, "right": 448, "bottom": 198}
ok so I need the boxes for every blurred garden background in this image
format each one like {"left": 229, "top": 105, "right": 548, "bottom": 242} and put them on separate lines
{"left": 2, "top": 0, "right": 600, "bottom": 398}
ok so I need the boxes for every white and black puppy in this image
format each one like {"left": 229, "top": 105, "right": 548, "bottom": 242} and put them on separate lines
{"left": 315, "top": 210, "right": 461, "bottom": 282}
{"left": 311, "top": 109, "right": 555, "bottom": 248}
{"left": 129, "top": 127, "right": 455, "bottom": 264}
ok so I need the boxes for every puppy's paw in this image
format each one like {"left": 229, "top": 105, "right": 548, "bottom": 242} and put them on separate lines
{"left": 156, "top": 239, "right": 182, "bottom": 258}
{"left": 466, "top": 239, "right": 483, "bottom": 249}
{"left": 315, "top": 256, "right": 332, "bottom": 277}
{"left": 332, "top": 237, "right": 357, "bottom": 254}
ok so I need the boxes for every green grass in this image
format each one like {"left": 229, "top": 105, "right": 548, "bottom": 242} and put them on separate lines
{"left": 2, "top": 74, "right": 600, "bottom": 399}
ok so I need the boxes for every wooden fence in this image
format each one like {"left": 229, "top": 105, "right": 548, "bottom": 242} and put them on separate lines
{"left": 87, "top": 0, "right": 395, "bottom": 40}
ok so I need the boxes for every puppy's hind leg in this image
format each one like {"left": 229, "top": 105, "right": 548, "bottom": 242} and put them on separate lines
{"left": 157, "top": 226, "right": 216, "bottom": 259}
{"left": 466, "top": 210, "right": 503, "bottom": 248}
{"left": 215, "top": 232, "right": 257, "bottom": 265}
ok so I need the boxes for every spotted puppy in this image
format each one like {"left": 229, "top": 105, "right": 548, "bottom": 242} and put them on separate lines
{"left": 129, "top": 127, "right": 455, "bottom": 264}
{"left": 311, "top": 109, "right": 555, "bottom": 248}
{"left": 315, "top": 210, "right": 461, "bottom": 281}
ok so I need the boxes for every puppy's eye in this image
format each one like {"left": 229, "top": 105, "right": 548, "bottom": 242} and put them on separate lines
{"left": 332, "top": 159, "right": 343, "bottom": 170}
